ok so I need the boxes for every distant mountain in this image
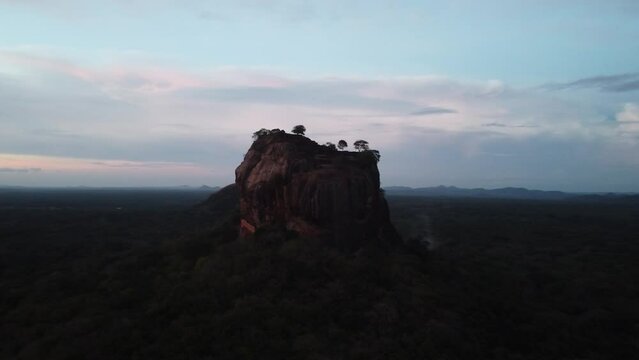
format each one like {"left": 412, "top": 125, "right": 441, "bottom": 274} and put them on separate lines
{"left": 0, "top": 185, "right": 220, "bottom": 191}
{"left": 384, "top": 185, "right": 571, "bottom": 200}
{"left": 0, "top": 185, "right": 27, "bottom": 189}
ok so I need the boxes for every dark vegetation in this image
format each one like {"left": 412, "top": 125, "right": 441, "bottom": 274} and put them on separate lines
{"left": 292, "top": 125, "right": 306, "bottom": 135}
{"left": 1, "top": 189, "right": 638, "bottom": 359}
{"left": 251, "top": 127, "right": 380, "bottom": 162}
{"left": 384, "top": 185, "right": 639, "bottom": 201}
{"left": 353, "top": 140, "right": 369, "bottom": 151}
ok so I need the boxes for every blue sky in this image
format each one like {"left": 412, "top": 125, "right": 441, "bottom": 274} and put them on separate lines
{"left": 1, "top": 0, "right": 638, "bottom": 191}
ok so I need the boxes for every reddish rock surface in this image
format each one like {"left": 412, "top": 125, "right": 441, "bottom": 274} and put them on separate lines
{"left": 235, "top": 131, "right": 399, "bottom": 246}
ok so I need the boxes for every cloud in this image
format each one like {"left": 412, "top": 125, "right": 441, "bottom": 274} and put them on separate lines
{"left": 30, "top": 129, "right": 82, "bottom": 138}
{"left": 0, "top": 0, "right": 342, "bottom": 23}
{"left": 182, "top": 83, "right": 415, "bottom": 113}
{"left": 0, "top": 167, "right": 41, "bottom": 173}
{"left": 0, "top": 153, "right": 224, "bottom": 187}
{"left": 616, "top": 103, "right": 639, "bottom": 123}
{"left": 615, "top": 103, "right": 639, "bottom": 136}
{"left": 90, "top": 160, "right": 199, "bottom": 169}
{"left": 545, "top": 73, "right": 639, "bottom": 92}
{"left": 1, "top": 49, "right": 639, "bottom": 189}
{"left": 198, "top": 10, "right": 226, "bottom": 21}
{"left": 410, "top": 107, "right": 457, "bottom": 116}
{"left": 482, "top": 122, "right": 538, "bottom": 128}
{"left": 159, "top": 123, "right": 196, "bottom": 129}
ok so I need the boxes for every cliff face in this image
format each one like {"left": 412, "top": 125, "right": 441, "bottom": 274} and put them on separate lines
{"left": 235, "top": 131, "right": 399, "bottom": 247}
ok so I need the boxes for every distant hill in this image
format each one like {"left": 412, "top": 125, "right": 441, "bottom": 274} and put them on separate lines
{"left": 0, "top": 185, "right": 220, "bottom": 191}
{"left": 384, "top": 185, "right": 639, "bottom": 201}
{"left": 198, "top": 185, "right": 218, "bottom": 190}
{"left": 384, "top": 185, "right": 570, "bottom": 200}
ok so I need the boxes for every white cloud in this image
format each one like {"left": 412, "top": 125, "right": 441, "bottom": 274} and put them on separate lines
{"left": 615, "top": 103, "right": 639, "bottom": 141}
{"left": 617, "top": 103, "right": 639, "bottom": 123}
{"left": 1, "top": 48, "right": 638, "bottom": 189}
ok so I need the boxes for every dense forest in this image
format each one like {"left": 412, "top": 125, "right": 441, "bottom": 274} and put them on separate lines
{"left": 1, "top": 189, "right": 638, "bottom": 359}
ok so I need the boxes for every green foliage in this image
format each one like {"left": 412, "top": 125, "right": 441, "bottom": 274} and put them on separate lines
{"left": 354, "top": 148, "right": 381, "bottom": 164}
{"left": 389, "top": 195, "right": 639, "bottom": 360}
{"left": 252, "top": 128, "right": 271, "bottom": 140}
{"left": 324, "top": 142, "right": 337, "bottom": 151}
{"left": 252, "top": 128, "right": 285, "bottom": 140}
{"left": 291, "top": 125, "right": 306, "bottom": 135}
{"left": 1, "top": 189, "right": 639, "bottom": 359}
{"left": 353, "top": 139, "right": 369, "bottom": 151}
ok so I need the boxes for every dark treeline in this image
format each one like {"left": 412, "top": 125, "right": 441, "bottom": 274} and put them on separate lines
{"left": 1, "top": 190, "right": 638, "bottom": 359}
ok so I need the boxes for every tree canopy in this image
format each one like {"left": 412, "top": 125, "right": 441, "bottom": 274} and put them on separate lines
{"left": 292, "top": 125, "right": 306, "bottom": 135}
{"left": 252, "top": 128, "right": 271, "bottom": 140}
{"left": 252, "top": 128, "right": 284, "bottom": 140}
{"left": 338, "top": 140, "right": 348, "bottom": 150}
{"left": 353, "top": 140, "right": 369, "bottom": 152}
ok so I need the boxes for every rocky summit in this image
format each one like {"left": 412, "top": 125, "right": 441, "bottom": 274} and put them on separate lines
{"left": 235, "top": 131, "right": 399, "bottom": 247}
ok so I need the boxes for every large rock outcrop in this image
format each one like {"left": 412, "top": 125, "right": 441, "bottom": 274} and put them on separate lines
{"left": 235, "top": 131, "right": 399, "bottom": 247}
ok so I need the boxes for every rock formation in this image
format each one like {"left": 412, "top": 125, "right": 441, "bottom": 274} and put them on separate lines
{"left": 235, "top": 131, "right": 399, "bottom": 247}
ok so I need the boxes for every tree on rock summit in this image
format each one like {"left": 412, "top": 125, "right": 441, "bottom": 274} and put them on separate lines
{"left": 292, "top": 125, "right": 306, "bottom": 135}
{"left": 354, "top": 140, "right": 369, "bottom": 152}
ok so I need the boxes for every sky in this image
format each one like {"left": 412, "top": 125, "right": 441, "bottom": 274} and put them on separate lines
{"left": 1, "top": 0, "right": 638, "bottom": 191}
